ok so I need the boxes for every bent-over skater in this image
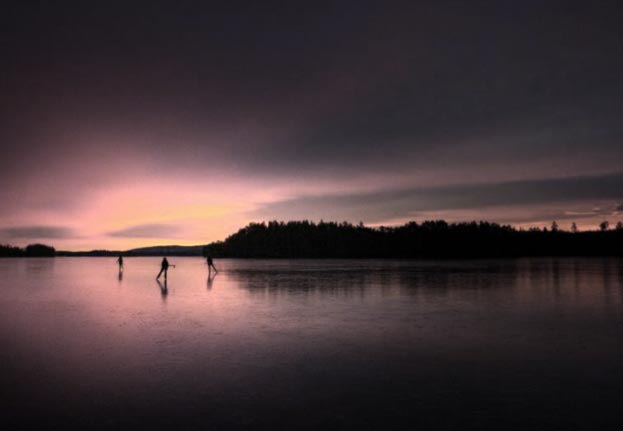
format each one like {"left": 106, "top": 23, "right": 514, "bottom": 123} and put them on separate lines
{"left": 157, "top": 257, "right": 170, "bottom": 280}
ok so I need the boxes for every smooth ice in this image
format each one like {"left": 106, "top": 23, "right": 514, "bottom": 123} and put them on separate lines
{"left": 1, "top": 257, "right": 622, "bottom": 428}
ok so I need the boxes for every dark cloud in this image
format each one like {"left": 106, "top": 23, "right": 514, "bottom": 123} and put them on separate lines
{"left": 252, "top": 173, "right": 623, "bottom": 223}
{"left": 2, "top": 2, "right": 622, "bottom": 177}
{"left": 1, "top": 1, "right": 623, "bottom": 236}
{"left": 108, "top": 223, "right": 181, "bottom": 238}
{"left": 0, "top": 226, "right": 74, "bottom": 239}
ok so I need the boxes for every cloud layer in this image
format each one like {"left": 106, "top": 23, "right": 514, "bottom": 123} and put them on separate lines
{"left": 0, "top": 226, "right": 74, "bottom": 240}
{"left": 108, "top": 223, "right": 181, "bottom": 238}
{"left": 252, "top": 173, "right": 623, "bottom": 223}
{"left": 1, "top": 2, "right": 622, "bottom": 249}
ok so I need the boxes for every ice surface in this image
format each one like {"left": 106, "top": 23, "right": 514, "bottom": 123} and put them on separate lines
{"left": 1, "top": 257, "right": 622, "bottom": 428}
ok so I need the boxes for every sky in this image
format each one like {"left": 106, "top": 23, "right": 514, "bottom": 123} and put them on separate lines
{"left": 1, "top": 0, "right": 622, "bottom": 250}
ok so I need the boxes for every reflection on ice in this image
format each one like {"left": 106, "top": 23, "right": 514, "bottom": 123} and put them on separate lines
{"left": 0, "top": 257, "right": 622, "bottom": 429}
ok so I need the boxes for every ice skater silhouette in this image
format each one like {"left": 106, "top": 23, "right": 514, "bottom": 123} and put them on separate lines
{"left": 156, "top": 257, "right": 175, "bottom": 280}
{"left": 206, "top": 255, "right": 217, "bottom": 273}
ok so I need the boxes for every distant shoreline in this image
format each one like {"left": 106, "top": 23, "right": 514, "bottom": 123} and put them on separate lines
{"left": 7, "top": 255, "right": 623, "bottom": 260}
{"left": 3, "top": 219, "right": 623, "bottom": 259}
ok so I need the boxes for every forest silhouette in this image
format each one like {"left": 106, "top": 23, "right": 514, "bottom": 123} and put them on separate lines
{"left": 202, "top": 220, "right": 623, "bottom": 259}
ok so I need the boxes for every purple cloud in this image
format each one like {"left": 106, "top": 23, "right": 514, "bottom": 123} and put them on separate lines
{"left": 0, "top": 226, "right": 74, "bottom": 239}
{"left": 108, "top": 223, "right": 181, "bottom": 238}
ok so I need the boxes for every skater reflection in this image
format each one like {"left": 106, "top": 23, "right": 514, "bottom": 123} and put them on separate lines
{"left": 207, "top": 271, "right": 216, "bottom": 290}
{"left": 157, "top": 279, "right": 168, "bottom": 300}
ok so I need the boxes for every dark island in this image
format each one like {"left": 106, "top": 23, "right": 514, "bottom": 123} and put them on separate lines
{"left": 0, "top": 243, "right": 56, "bottom": 257}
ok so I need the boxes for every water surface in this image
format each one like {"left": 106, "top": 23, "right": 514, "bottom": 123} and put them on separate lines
{"left": 1, "top": 257, "right": 622, "bottom": 429}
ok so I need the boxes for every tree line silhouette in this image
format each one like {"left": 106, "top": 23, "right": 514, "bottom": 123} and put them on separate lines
{"left": 202, "top": 220, "right": 623, "bottom": 259}
{"left": 0, "top": 243, "right": 56, "bottom": 257}
{"left": 2, "top": 220, "right": 622, "bottom": 258}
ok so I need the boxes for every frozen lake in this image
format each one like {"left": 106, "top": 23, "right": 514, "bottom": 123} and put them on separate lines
{"left": 1, "top": 257, "right": 622, "bottom": 429}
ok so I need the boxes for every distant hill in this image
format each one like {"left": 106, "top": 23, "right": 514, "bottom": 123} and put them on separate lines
{"left": 57, "top": 244, "right": 206, "bottom": 257}
{"left": 56, "top": 249, "right": 123, "bottom": 257}
{"left": 126, "top": 245, "right": 206, "bottom": 256}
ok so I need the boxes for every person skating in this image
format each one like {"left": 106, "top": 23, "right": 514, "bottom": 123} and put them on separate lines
{"left": 156, "top": 257, "right": 174, "bottom": 280}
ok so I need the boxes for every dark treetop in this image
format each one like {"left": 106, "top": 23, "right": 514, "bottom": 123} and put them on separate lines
{"left": 0, "top": 243, "right": 55, "bottom": 257}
